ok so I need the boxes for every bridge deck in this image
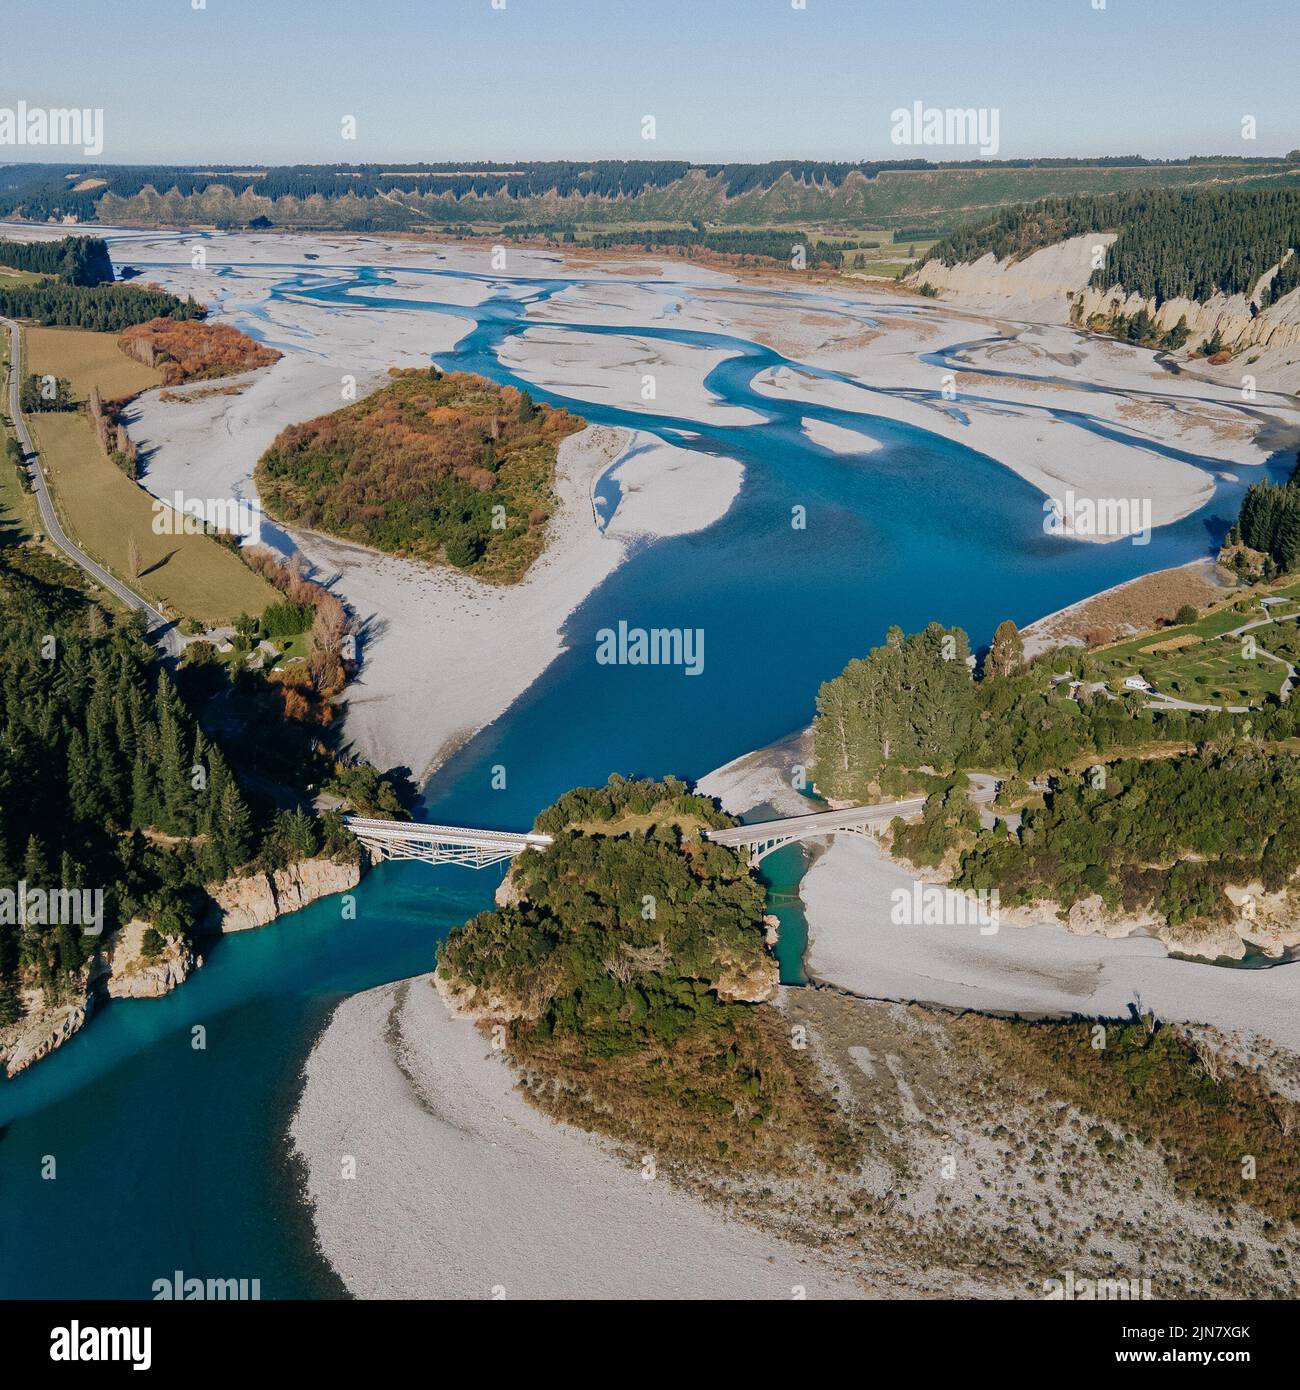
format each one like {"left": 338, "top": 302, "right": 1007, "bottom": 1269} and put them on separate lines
{"left": 342, "top": 781, "right": 997, "bottom": 873}
{"left": 705, "top": 798, "right": 928, "bottom": 847}
{"left": 342, "top": 816, "right": 553, "bottom": 850}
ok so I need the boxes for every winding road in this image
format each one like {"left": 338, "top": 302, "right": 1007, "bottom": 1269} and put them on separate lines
{"left": 3, "top": 316, "right": 178, "bottom": 650}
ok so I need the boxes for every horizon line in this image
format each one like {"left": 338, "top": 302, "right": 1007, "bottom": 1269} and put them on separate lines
{"left": 3, "top": 152, "right": 1300, "bottom": 171}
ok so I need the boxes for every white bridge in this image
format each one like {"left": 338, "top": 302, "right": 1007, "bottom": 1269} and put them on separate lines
{"left": 704, "top": 798, "right": 926, "bottom": 864}
{"left": 345, "top": 783, "right": 994, "bottom": 872}
{"left": 705, "top": 780, "right": 998, "bottom": 864}
{"left": 343, "top": 816, "right": 554, "bottom": 869}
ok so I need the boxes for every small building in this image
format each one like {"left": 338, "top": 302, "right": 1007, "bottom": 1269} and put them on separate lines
{"left": 1123, "top": 675, "right": 1152, "bottom": 692}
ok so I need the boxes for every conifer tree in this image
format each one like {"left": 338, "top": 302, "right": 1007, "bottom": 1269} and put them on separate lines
{"left": 155, "top": 676, "right": 191, "bottom": 831}
{"left": 215, "top": 780, "right": 253, "bottom": 872}
{"left": 23, "top": 834, "right": 51, "bottom": 887}
{"left": 66, "top": 727, "right": 102, "bottom": 828}
{"left": 131, "top": 752, "right": 156, "bottom": 829}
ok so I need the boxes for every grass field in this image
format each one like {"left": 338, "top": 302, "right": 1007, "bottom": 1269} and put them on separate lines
{"left": 565, "top": 808, "right": 714, "bottom": 838}
{"left": 1092, "top": 596, "right": 1295, "bottom": 706}
{"left": 0, "top": 265, "right": 46, "bottom": 287}
{"left": 435, "top": 220, "right": 936, "bottom": 283}
{"left": 1144, "top": 635, "right": 1284, "bottom": 704}
{"left": 1099, "top": 603, "right": 1255, "bottom": 664}
{"left": 30, "top": 411, "right": 278, "bottom": 624}
{"left": 0, "top": 460, "right": 36, "bottom": 546}
{"left": 1246, "top": 617, "right": 1300, "bottom": 665}
{"left": 843, "top": 260, "right": 910, "bottom": 280}
{"left": 837, "top": 230, "right": 940, "bottom": 280}
{"left": 27, "top": 325, "right": 162, "bottom": 402}
{"left": 21, "top": 327, "right": 278, "bottom": 624}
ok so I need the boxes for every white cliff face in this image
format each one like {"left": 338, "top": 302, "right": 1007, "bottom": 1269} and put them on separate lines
{"left": 911, "top": 234, "right": 1300, "bottom": 365}
{"left": 1072, "top": 281, "right": 1300, "bottom": 357}
{"left": 910, "top": 233, "right": 1117, "bottom": 317}
{"left": 205, "top": 855, "right": 362, "bottom": 932}
{"left": 1192, "top": 882, "right": 1300, "bottom": 961}
{"left": 978, "top": 884, "right": 1300, "bottom": 963}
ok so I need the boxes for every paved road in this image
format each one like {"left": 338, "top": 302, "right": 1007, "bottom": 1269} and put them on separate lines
{"left": 706, "top": 777, "right": 998, "bottom": 848}
{"left": 3, "top": 316, "right": 178, "bottom": 650}
{"left": 1145, "top": 692, "right": 1253, "bottom": 714}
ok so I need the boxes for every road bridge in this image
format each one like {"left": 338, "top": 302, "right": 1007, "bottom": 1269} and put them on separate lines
{"left": 346, "top": 781, "right": 996, "bottom": 871}
{"left": 343, "top": 816, "right": 553, "bottom": 869}
{"left": 704, "top": 798, "right": 927, "bottom": 864}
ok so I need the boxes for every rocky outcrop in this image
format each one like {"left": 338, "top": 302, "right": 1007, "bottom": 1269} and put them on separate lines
{"left": 0, "top": 917, "right": 201, "bottom": 1077}
{"left": 0, "top": 989, "right": 93, "bottom": 1077}
{"left": 1214, "top": 882, "right": 1300, "bottom": 960}
{"left": 715, "top": 946, "right": 780, "bottom": 1003}
{"left": 998, "top": 885, "right": 1300, "bottom": 963}
{"left": 494, "top": 865, "right": 524, "bottom": 909}
{"left": 206, "top": 855, "right": 362, "bottom": 932}
{"left": 1, "top": 859, "right": 361, "bottom": 1077}
{"left": 1071, "top": 281, "right": 1300, "bottom": 358}
{"left": 96, "top": 919, "right": 198, "bottom": 999}
{"left": 432, "top": 964, "right": 520, "bottom": 1024}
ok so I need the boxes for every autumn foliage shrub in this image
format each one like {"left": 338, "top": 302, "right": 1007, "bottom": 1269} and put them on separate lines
{"left": 254, "top": 369, "right": 583, "bottom": 583}
{"left": 119, "top": 318, "right": 282, "bottom": 385}
{"left": 241, "top": 547, "right": 351, "bottom": 723}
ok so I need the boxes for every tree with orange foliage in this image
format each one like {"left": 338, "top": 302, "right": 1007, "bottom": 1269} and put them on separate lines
{"left": 119, "top": 318, "right": 282, "bottom": 387}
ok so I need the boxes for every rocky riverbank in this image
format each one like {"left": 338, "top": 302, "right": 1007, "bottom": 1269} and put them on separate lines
{"left": 911, "top": 232, "right": 1300, "bottom": 390}
{"left": 0, "top": 852, "right": 361, "bottom": 1078}
{"left": 205, "top": 855, "right": 362, "bottom": 933}
{"left": 0, "top": 921, "right": 198, "bottom": 1078}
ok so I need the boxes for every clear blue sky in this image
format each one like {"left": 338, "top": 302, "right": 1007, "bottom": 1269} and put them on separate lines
{"left": 5, "top": 0, "right": 1297, "bottom": 164}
